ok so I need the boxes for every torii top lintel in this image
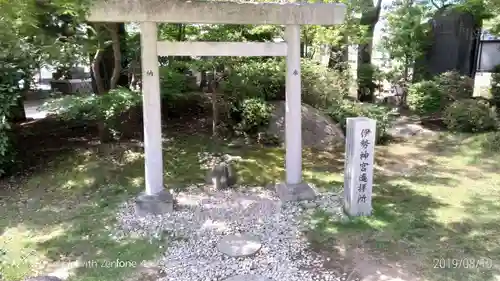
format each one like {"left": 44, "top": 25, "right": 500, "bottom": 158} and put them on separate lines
{"left": 87, "top": 0, "right": 346, "bottom": 25}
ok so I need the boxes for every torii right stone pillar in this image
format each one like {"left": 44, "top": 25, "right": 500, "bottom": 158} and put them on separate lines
{"left": 274, "top": 24, "right": 317, "bottom": 202}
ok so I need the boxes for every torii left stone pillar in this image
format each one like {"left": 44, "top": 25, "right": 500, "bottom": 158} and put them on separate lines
{"left": 87, "top": 0, "right": 346, "bottom": 215}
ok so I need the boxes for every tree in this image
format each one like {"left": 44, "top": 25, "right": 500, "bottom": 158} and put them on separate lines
{"left": 356, "top": 0, "right": 383, "bottom": 102}
{"left": 381, "top": 0, "right": 429, "bottom": 85}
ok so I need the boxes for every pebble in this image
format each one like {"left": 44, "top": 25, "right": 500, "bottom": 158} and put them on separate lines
{"left": 114, "top": 187, "right": 348, "bottom": 281}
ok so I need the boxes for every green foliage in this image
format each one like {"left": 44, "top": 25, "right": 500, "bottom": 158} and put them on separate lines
{"left": 327, "top": 100, "right": 393, "bottom": 143}
{"left": 159, "top": 66, "right": 189, "bottom": 96}
{"left": 232, "top": 98, "right": 274, "bottom": 136}
{"left": 443, "top": 99, "right": 498, "bottom": 132}
{"left": 491, "top": 65, "right": 500, "bottom": 109}
{"left": 41, "top": 87, "right": 141, "bottom": 125}
{"left": 41, "top": 87, "right": 142, "bottom": 139}
{"left": 479, "top": 131, "right": 500, "bottom": 152}
{"left": 408, "top": 72, "right": 475, "bottom": 116}
{"left": 301, "top": 60, "right": 350, "bottom": 108}
{"left": 0, "top": 65, "right": 22, "bottom": 176}
{"left": 435, "top": 71, "right": 474, "bottom": 101}
{"left": 221, "top": 59, "right": 285, "bottom": 102}
{"left": 381, "top": 0, "right": 430, "bottom": 82}
{"left": 454, "top": 0, "right": 494, "bottom": 26}
{"left": 221, "top": 58, "right": 349, "bottom": 108}
{"left": 407, "top": 80, "right": 442, "bottom": 115}
{"left": 357, "top": 63, "right": 382, "bottom": 91}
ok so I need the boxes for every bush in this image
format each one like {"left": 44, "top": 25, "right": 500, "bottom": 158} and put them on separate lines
{"left": 327, "top": 100, "right": 393, "bottom": 143}
{"left": 41, "top": 87, "right": 142, "bottom": 138}
{"left": 357, "top": 64, "right": 383, "bottom": 91}
{"left": 0, "top": 65, "right": 23, "bottom": 176}
{"left": 221, "top": 58, "right": 349, "bottom": 108}
{"left": 221, "top": 59, "right": 285, "bottom": 102}
{"left": 491, "top": 64, "right": 500, "bottom": 109}
{"left": 159, "top": 66, "right": 189, "bottom": 96}
{"left": 43, "top": 87, "right": 141, "bottom": 121}
{"left": 232, "top": 98, "right": 273, "bottom": 136}
{"left": 443, "top": 99, "right": 498, "bottom": 132}
{"left": 407, "top": 80, "right": 442, "bottom": 115}
{"left": 435, "top": 71, "right": 474, "bottom": 101}
{"left": 158, "top": 65, "right": 208, "bottom": 118}
{"left": 479, "top": 131, "right": 500, "bottom": 153}
{"left": 301, "top": 60, "right": 350, "bottom": 108}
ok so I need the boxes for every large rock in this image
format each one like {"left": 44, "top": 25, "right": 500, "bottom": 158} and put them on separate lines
{"left": 266, "top": 101, "right": 344, "bottom": 150}
{"left": 388, "top": 116, "right": 437, "bottom": 139}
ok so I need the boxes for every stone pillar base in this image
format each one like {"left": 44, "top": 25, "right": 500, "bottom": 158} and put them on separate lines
{"left": 275, "top": 182, "right": 317, "bottom": 202}
{"left": 134, "top": 190, "right": 174, "bottom": 216}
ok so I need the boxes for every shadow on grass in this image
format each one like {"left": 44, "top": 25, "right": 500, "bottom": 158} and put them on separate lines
{"left": 415, "top": 132, "right": 500, "bottom": 173}
{"left": 306, "top": 139, "right": 500, "bottom": 281}
{"left": 4, "top": 118, "right": 500, "bottom": 281}
{"left": 1, "top": 131, "right": 344, "bottom": 281}
{"left": 0, "top": 141, "right": 163, "bottom": 281}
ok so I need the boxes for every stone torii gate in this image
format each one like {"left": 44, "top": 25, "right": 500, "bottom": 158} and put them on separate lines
{"left": 88, "top": 0, "right": 346, "bottom": 215}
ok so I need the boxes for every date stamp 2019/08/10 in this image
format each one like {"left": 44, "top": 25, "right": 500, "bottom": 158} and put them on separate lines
{"left": 433, "top": 257, "right": 493, "bottom": 269}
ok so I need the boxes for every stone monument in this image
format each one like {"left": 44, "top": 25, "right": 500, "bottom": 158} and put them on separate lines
{"left": 343, "top": 117, "right": 376, "bottom": 216}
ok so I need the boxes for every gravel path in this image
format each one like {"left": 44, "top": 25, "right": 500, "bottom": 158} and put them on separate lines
{"left": 114, "top": 186, "right": 352, "bottom": 281}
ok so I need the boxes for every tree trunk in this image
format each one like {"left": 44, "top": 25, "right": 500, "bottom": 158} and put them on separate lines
{"left": 90, "top": 23, "right": 129, "bottom": 142}
{"left": 209, "top": 74, "right": 219, "bottom": 138}
{"left": 357, "top": 0, "right": 382, "bottom": 102}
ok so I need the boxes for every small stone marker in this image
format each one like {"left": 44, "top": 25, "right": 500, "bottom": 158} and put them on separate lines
{"left": 206, "top": 162, "right": 237, "bottom": 190}
{"left": 224, "top": 275, "right": 272, "bottom": 281}
{"left": 217, "top": 234, "right": 262, "bottom": 257}
{"left": 343, "top": 117, "right": 376, "bottom": 217}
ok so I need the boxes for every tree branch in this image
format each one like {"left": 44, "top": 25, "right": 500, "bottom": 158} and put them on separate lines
{"left": 92, "top": 23, "right": 105, "bottom": 95}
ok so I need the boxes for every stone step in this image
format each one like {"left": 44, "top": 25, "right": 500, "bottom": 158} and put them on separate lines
{"left": 217, "top": 234, "right": 262, "bottom": 257}
{"left": 224, "top": 275, "right": 272, "bottom": 281}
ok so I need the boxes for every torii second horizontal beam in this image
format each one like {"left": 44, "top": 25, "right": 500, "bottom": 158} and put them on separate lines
{"left": 87, "top": 0, "right": 346, "bottom": 25}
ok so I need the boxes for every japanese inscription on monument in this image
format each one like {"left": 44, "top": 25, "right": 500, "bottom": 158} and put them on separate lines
{"left": 343, "top": 117, "right": 376, "bottom": 217}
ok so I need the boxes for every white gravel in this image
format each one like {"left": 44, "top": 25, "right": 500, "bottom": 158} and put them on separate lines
{"left": 114, "top": 186, "right": 353, "bottom": 281}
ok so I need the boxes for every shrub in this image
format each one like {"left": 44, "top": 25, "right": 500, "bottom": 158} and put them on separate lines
{"left": 327, "top": 100, "right": 393, "bottom": 143}
{"left": 491, "top": 64, "right": 500, "bottom": 109}
{"left": 233, "top": 98, "right": 273, "bottom": 136}
{"left": 443, "top": 99, "right": 498, "bottom": 132}
{"left": 221, "top": 59, "right": 285, "bottom": 102}
{"left": 158, "top": 65, "right": 208, "bottom": 118}
{"left": 159, "top": 66, "right": 188, "bottom": 96}
{"left": 357, "top": 64, "right": 383, "bottom": 92}
{"left": 479, "top": 131, "right": 500, "bottom": 153}
{"left": 0, "top": 65, "right": 23, "bottom": 176}
{"left": 41, "top": 87, "right": 142, "bottom": 138}
{"left": 435, "top": 71, "right": 474, "bottom": 101}
{"left": 221, "top": 58, "right": 349, "bottom": 109}
{"left": 301, "top": 60, "right": 350, "bottom": 108}
{"left": 407, "top": 80, "right": 442, "bottom": 115}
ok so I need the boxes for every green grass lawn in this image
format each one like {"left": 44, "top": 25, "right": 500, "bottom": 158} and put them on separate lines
{"left": 307, "top": 132, "right": 500, "bottom": 281}
{"left": 1, "top": 132, "right": 500, "bottom": 281}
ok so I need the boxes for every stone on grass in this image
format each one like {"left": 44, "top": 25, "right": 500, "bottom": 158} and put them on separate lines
{"left": 224, "top": 275, "right": 273, "bottom": 281}
{"left": 217, "top": 233, "right": 262, "bottom": 257}
{"left": 134, "top": 190, "right": 174, "bottom": 217}
{"left": 23, "top": 276, "right": 62, "bottom": 281}
{"left": 206, "top": 162, "right": 237, "bottom": 190}
{"left": 275, "top": 182, "right": 317, "bottom": 202}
